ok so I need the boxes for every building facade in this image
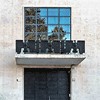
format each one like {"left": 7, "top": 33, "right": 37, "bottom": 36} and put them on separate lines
{"left": 0, "top": 0, "right": 100, "bottom": 100}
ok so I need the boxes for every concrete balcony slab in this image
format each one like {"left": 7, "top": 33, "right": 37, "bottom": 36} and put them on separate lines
{"left": 15, "top": 54, "right": 86, "bottom": 66}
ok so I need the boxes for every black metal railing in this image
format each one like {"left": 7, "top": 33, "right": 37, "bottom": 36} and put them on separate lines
{"left": 16, "top": 40, "right": 85, "bottom": 54}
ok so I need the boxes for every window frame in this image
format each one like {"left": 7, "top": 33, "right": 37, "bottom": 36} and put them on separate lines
{"left": 23, "top": 7, "right": 72, "bottom": 41}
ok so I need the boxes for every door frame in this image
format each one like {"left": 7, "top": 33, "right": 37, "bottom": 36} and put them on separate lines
{"left": 23, "top": 68, "right": 71, "bottom": 100}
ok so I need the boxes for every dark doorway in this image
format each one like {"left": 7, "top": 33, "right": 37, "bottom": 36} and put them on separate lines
{"left": 24, "top": 68, "right": 70, "bottom": 100}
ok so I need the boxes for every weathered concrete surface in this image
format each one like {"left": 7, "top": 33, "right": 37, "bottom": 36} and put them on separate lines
{"left": 0, "top": 0, "right": 100, "bottom": 100}
{"left": 15, "top": 54, "right": 86, "bottom": 66}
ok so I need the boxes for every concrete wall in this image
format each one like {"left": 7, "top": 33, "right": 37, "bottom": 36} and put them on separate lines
{"left": 0, "top": 0, "right": 100, "bottom": 100}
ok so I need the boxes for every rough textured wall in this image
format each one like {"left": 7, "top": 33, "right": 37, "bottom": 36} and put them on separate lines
{"left": 0, "top": 0, "right": 100, "bottom": 100}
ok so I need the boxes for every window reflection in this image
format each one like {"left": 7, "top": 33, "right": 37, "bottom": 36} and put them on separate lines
{"left": 63, "top": 34, "right": 70, "bottom": 40}
{"left": 25, "top": 25, "right": 36, "bottom": 32}
{"left": 60, "top": 17, "right": 70, "bottom": 24}
{"left": 48, "top": 25, "right": 58, "bottom": 32}
{"left": 60, "top": 8, "right": 70, "bottom": 16}
{"left": 25, "top": 17, "right": 36, "bottom": 24}
{"left": 37, "top": 9, "right": 47, "bottom": 18}
{"left": 48, "top": 9, "right": 58, "bottom": 16}
{"left": 59, "top": 26, "right": 66, "bottom": 40}
{"left": 37, "top": 32, "right": 47, "bottom": 40}
{"left": 24, "top": 7, "right": 71, "bottom": 40}
{"left": 48, "top": 17, "right": 58, "bottom": 24}
{"left": 48, "top": 33, "right": 59, "bottom": 40}
{"left": 37, "top": 25, "right": 48, "bottom": 32}
{"left": 48, "top": 25, "right": 59, "bottom": 40}
{"left": 37, "top": 17, "right": 47, "bottom": 24}
{"left": 25, "top": 8, "right": 36, "bottom": 16}
{"left": 39, "top": 8, "right": 47, "bottom": 16}
{"left": 25, "top": 33, "right": 36, "bottom": 40}
{"left": 60, "top": 25, "right": 70, "bottom": 32}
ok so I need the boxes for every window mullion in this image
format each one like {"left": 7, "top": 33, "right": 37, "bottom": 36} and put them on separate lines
{"left": 36, "top": 8, "right": 37, "bottom": 40}
{"left": 47, "top": 8, "right": 48, "bottom": 40}
{"left": 58, "top": 8, "right": 60, "bottom": 40}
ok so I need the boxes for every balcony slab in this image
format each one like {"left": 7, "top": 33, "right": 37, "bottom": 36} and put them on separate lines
{"left": 15, "top": 54, "right": 86, "bottom": 66}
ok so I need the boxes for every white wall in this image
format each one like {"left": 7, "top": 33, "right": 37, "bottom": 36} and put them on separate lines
{"left": 0, "top": 0, "right": 100, "bottom": 100}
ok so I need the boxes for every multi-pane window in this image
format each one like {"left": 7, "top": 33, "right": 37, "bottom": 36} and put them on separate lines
{"left": 24, "top": 7, "right": 71, "bottom": 41}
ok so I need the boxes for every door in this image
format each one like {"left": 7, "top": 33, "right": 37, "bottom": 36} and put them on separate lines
{"left": 24, "top": 68, "right": 70, "bottom": 100}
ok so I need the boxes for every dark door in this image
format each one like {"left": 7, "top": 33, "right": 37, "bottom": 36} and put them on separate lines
{"left": 24, "top": 68, "right": 70, "bottom": 100}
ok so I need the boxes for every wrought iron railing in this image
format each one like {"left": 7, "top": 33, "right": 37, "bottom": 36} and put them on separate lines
{"left": 16, "top": 40, "right": 85, "bottom": 54}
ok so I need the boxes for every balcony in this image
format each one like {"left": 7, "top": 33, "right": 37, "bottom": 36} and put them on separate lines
{"left": 15, "top": 40, "right": 86, "bottom": 66}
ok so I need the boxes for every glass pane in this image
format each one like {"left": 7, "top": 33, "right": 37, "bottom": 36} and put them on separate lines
{"left": 25, "top": 25, "right": 36, "bottom": 32}
{"left": 48, "top": 32, "right": 59, "bottom": 40}
{"left": 37, "top": 25, "right": 48, "bottom": 32}
{"left": 25, "top": 7, "right": 36, "bottom": 16}
{"left": 63, "top": 33, "right": 70, "bottom": 40}
{"left": 48, "top": 17, "right": 58, "bottom": 24}
{"left": 59, "top": 25, "right": 70, "bottom": 40}
{"left": 60, "top": 25, "right": 70, "bottom": 32}
{"left": 25, "top": 33, "right": 36, "bottom": 40}
{"left": 37, "top": 32, "right": 47, "bottom": 40}
{"left": 59, "top": 26, "right": 66, "bottom": 40}
{"left": 48, "top": 25, "right": 59, "bottom": 32}
{"left": 37, "top": 17, "right": 47, "bottom": 24}
{"left": 48, "top": 8, "right": 58, "bottom": 16}
{"left": 60, "top": 8, "right": 70, "bottom": 16}
{"left": 48, "top": 25, "right": 59, "bottom": 40}
{"left": 25, "top": 17, "right": 36, "bottom": 24}
{"left": 60, "top": 17, "right": 70, "bottom": 24}
{"left": 39, "top": 8, "right": 47, "bottom": 16}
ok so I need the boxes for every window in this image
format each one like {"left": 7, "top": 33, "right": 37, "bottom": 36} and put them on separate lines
{"left": 24, "top": 7, "right": 71, "bottom": 41}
